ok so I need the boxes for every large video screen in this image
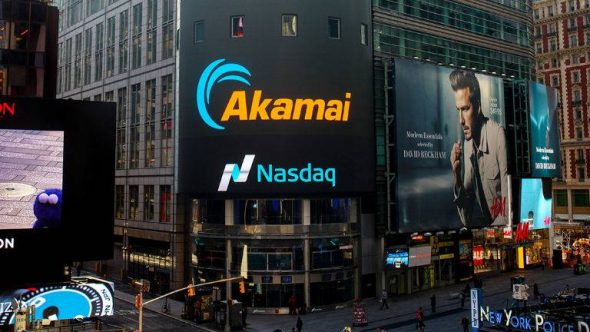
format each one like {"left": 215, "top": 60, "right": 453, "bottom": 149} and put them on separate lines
{"left": 395, "top": 58, "right": 510, "bottom": 232}
{"left": 0, "top": 98, "right": 115, "bottom": 287}
{"left": 529, "top": 82, "right": 561, "bottom": 178}
{"left": 178, "top": 2, "right": 374, "bottom": 197}
{"left": 520, "top": 178, "right": 552, "bottom": 230}
{"left": 0, "top": 130, "right": 63, "bottom": 230}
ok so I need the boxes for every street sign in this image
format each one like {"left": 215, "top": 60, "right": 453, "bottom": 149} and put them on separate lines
{"left": 471, "top": 288, "right": 483, "bottom": 332}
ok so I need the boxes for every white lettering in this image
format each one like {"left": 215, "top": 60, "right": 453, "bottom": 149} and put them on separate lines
{"left": 536, "top": 314, "right": 544, "bottom": 331}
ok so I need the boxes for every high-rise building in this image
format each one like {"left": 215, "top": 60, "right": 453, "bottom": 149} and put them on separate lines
{"left": 56, "top": 0, "right": 533, "bottom": 311}
{"left": 0, "top": 0, "right": 58, "bottom": 97}
{"left": 533, "top": 0, "right": 590, "bottom": 262}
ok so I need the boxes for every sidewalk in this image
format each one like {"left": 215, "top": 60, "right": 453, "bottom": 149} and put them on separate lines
{"left": 105, "top": 267, "right": 590, "bottom": 332}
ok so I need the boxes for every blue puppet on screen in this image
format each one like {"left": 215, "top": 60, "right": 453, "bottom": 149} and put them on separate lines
{"left": 32, "top": 188, "right": 63, "bottom": 229}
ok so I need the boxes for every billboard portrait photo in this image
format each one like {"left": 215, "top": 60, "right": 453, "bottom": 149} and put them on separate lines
{"left": 395, "top": 58, "right": 510, "bottom": 232}
{"left": 529, "top": 82, "right": 561, "bottom": 178}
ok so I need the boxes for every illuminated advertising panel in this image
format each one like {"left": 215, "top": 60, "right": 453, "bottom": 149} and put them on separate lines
{"left": 0, "top": 278, "right": 114, "bottom": 325}
{"left": 528, "top": 82, "right": 561, "bottom": 178}
{"left": 385, "top": 248, "right": 409, "bottom": 268}
{"left": 408, "top": 246, "right": 432, "bottom": 267}
{"left": 178, "top": 2, "right": 374, "bottom": 197}
{"left": 395, "top": 58, "right": 510, "bottom": 232}
{"left": 520, "top": 178, "right": 552, "bottom": 230}
{"left": 0, "top": 97, "right": 115, "bottom": 287}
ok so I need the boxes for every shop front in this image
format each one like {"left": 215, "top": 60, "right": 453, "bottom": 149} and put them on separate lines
{"left": 515, "top": 229, "right": 550, "bottom": 269}
{"left": 553, "top": 221, "right": 590, "bottom": 267}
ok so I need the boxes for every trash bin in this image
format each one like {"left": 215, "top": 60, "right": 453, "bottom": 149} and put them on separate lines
{"left": 214, "top": 301, "right": 226, "bottom": 328}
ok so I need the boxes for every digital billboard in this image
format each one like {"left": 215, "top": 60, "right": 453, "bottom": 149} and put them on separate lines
{"left": 520, "top": 178, "right": 552, "bottom": 230}
{"left": 178, "top": 2, "right": 374, "bottom": 197}
{"left": 0, "top": 278, "right": 114, "bottom": 325}
{"left": 528, "top": 82, "right": 561, "bottom": 178}
{"left": 385, "top": 248, "right": 409, "bottom": 268}
{"left": 0, "top": 97, "right": 115, "bottom": 287}
{"left": 408, "top": 246, "right": 432, "bottom": 267}
{"left": 395, "top": 58, "right": 510, "bottom": 232}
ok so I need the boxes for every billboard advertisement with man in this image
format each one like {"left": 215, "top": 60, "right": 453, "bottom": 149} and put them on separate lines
{"left": 528, "top": 82, "right": 561, "bottom": 178}
{"left": 395, "top": 58, "right": 510, "bottom": 232}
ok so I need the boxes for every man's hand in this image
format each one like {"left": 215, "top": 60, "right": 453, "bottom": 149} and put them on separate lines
{"left": 450, "top": 140, "right": 462, "bottom": 189}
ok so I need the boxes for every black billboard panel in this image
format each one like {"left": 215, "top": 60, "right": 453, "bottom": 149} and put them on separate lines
{"left": 0, "top": 97, "right": 115, "bottom": 287}
{"left": 178, "top": 1, "right": 373, "bottom": 197}
{"left": 528, "top": 82, "right": 561, "bottom": 178}
{"left": 395, "top": 58, "right": 510, "bottom": 232}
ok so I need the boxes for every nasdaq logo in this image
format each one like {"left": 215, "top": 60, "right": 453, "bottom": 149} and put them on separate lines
{"left": 218, "top": 155, "right": 256, "bottom": 191}
{"left": 196, "top": 59, "right": 351, "bottom": 130}
{"left": 218, "top": 155, "right": 337, "bottom": 191}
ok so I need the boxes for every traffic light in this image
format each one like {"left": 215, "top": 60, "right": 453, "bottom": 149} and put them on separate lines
{"left": 239, "top": 280, "right": 246, "bottom": 294}
{"left": 187, "top": 283, "right": 195, "bottom": 297}
{"left": 134, "top": 294, "right": 141, "bottom": 309}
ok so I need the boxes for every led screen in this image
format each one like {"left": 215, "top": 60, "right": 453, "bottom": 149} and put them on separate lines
{"left": 520, "top": 178, "right": 552, "bottom": 229}
{"left": 178, "top": 2, "right": 374, "bottom": 197}
{"left": 0, "top": 97, "right": 115, "bottom": 288}
{"left": 385, "top": 249, "right": 409, "bottom": 268}
{"left": 0, "top": 130, "right": 63, "bottom": 230}
{"left": 408, "top": 246, "right": 432, "bottom": 267}
{"left": 528, "top": 82, "right": 561, "bottom": 178}
{"left": 0, "top": 279, "right": 114, "bottom": 325}
{"left": 395, "top": 58, "right": 510, "bottom": 232}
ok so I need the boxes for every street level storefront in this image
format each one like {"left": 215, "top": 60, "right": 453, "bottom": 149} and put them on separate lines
{"left": 553, "top": 222, "right": 590, "bottom": 267}
{"left": 516, "top": 229, "right": 550, "bottom": 269}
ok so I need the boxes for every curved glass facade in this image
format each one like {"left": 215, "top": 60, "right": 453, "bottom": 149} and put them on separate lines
{"left": 375, "top": 0, "right": 530, "bottom": 47}
{"left": 191, "top": 198, "right": 358, "bottom": 308}
{"left": 374, "top": 23, "right": 532, "bottom": 78}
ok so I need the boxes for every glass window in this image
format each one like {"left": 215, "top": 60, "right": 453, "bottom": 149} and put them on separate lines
{"left": 310, "top": 199, "right": 351, "bottom": 224}
{"left": 328, "top": 17, "right": 340, "bottom": 39}
{"left": 73, "top": 33, "right": 82, "bottom": 88}
{"left": 161, "top": 74, "right": 173, "bottom": 167}
{"left": 235, "top": 199, "right": 302, "bottom": 225}
{"left": 131, "top": 83, "right": 141, "bottom": 125}
{"left": 132, "top": 4, "right": 142, "bottom": 69}
{"left": 129, "top": 185, "right": 139, "bottom": 220}
{"left": 194, "top": 20, "right": 204, "bottom": 43}
{"left": 129, "top": 125, "right": 139, "bottom": 169}
{"left": 576, "top": 127, "right": 583, "bottom": 139}
{"left": 579, "top": 168, "right": 586, "bottom": 182}
{"left": 160, "top": 185, "right": 172, "bottom": 222}
{"left": 232, "top": 16, "right": 244, "bottom": 38}
{"left": 115, "top": 185, "right": 125, "bottom": 218}
{"left": 147, "top": 0, "right": 157, "bottom": 65}
{"left": 162, "top": 0, "right": 175, "bottom": 59}
{"left": 144, "top": 185, "right": 154, "bottom": 221}
{"left": 119, "top": 10, "right": 129, "bottom": 73}
{"left": 106, "top": 16, "right": 115, "bottom": 77}
{"left": 95, "top": 23, "right": 104, "bottom": 81}
{"left": 555, "top": 190, "right": 567, "bottom": 207}
{"left": 282, "top": 15, "right": 297, "bottom": 37}
{"left": 570, "top": 34, "right": 578, "bottom": 47}
{"left": 145, "top": 79, "right": 156, "bottom": 168}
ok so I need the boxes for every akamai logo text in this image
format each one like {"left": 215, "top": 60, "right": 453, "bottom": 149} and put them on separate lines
{"left": 196, "top": 59, "right": 351, "bottom": 130}
{"left": 218, "top": 155, "right": 337, "bottom": 191}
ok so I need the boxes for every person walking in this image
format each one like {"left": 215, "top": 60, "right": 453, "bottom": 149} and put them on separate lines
{"left": 296, "top": 315, "right": 303, "bottom": 332}
{"left": 380, "top": 289, "right": 389, "bottom": 310}
{"left": 288, "top": 294, "right": 297, "bottom": 315}
{"left": 430, "top": 294, "right": 436, "bottom": 313}
{"left": 416, "top": 307, "right": 425, "bottom": 332}
{"left": 461, "top": 316, "right": 469, "bottom": 332}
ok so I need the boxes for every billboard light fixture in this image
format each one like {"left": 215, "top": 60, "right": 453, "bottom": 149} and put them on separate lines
{"left": 460, "top": 65, "right": 466, "bottom": 68}
{"left": 471, "top": 67, "right": 476, "bottom": 70}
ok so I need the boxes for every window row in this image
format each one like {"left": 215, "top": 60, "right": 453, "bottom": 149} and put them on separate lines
{"left": 194, "top": 15, "right": 368, "bottom": 44}
{"left": 192, "top": 199, "right": 353, "bottom": 225}
{"left": 376, "top": 0, "right": 530, "bottom": 47}
{"left": 115, "top": 184, "right": 173, "bottom": 222}
{"left": 555, "top": 189, "right": 590, "bottom": 207}
{"left": 374, "top": 23, "right": 532, "bottom": 79}
{"left": 534, "top": 0, "right": 590, "bottom": 20}
{"left": 114, "top": 74, "right": 174, "bottom": 169}
{"left": 58, "top": 0, "right": 175, "bottom": 93}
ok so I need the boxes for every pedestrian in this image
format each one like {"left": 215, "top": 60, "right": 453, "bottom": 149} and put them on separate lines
{"left": 459, "top": 291, "right": 466, "bottom": 308}
{"left": 380, "top": 289, "right": 389, "bottom": 310}
{"left": 288, "top": 294, "right": 297, "bottom": 315}
{"left": 416, "top": 307, "right": 425, "bottom": 332}
{"left": 430, "top": 294, "right": 436, "bottom": 313}
{"left": 533, "top": 283, "right": 539, "bottom": 300}
{"left": 296, "top": 315, "right": 303, "bottom": 332}
{"left": 242, "top": 306, "right": 247, "bottom": 327}
{"left": 461, "top": 316, "right": 469, "bottom": 332}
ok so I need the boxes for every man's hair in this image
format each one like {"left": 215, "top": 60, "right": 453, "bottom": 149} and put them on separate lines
{"left": 449, "top": 69, "right": 481, "bottom": 115}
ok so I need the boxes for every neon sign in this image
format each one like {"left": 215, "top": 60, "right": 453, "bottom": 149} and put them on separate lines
{"left": 0, "top": 102, "right": 15, "bottom": 118}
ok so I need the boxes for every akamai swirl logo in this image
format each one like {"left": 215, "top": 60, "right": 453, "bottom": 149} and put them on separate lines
{"left": 196, "top": 59, "right": 252, "bottom": 130}
{"left": 196, "top": 59, "right": 352, "bottom": 130}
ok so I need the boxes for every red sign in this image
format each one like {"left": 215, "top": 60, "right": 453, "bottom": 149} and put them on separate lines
{"left": 485, "top": 229, "right": 496, "bottom": 239}
{"left": 473, "top": 245, "right": 484, "bottom": 266}
{"left": 515, "top": 222, "right": 529, "bottom": 242}
{"left": 0, "top": 102, "right": 14, "bottom": 118}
